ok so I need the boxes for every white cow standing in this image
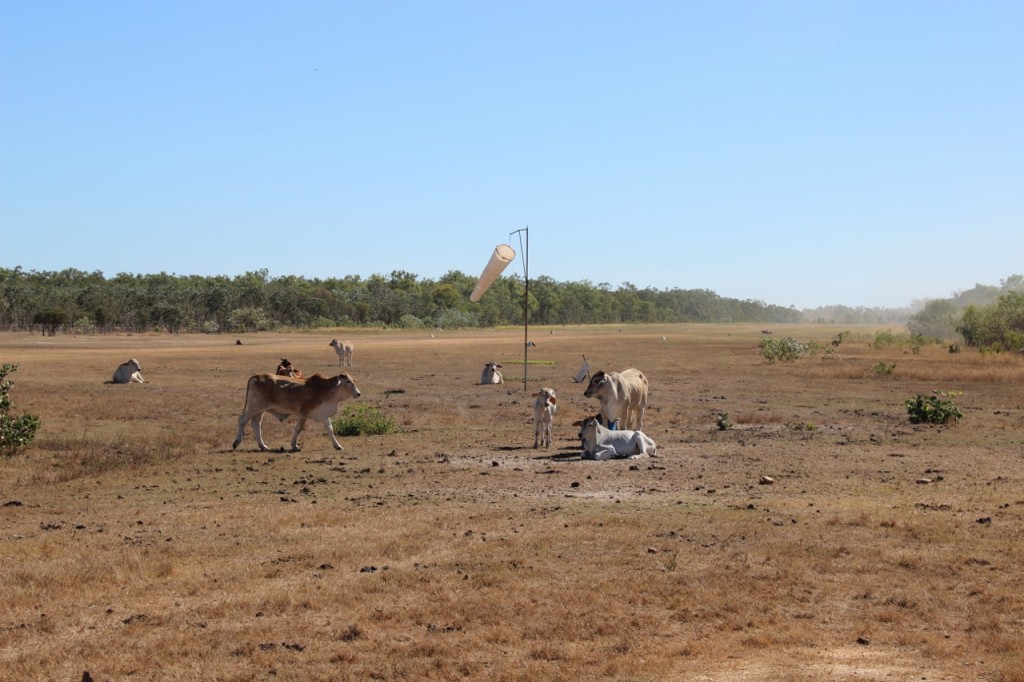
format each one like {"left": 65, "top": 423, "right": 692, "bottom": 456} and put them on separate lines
{"left": 574, "top": 416, "right": 656, "bottom": 460}
{"left": 329, "top": 339, "right": 354, "bottom": 367}
{"left": 583, "top": 368, "right": 648, "bottom": 430}
{"left": 112, "top": 359, "right": 145, "bottom": 384}
{"left": 480, "top": 361, "right": 503, "bottom": 385}
{"left": 532, "top": 387, "right": 557, "bottom": 449}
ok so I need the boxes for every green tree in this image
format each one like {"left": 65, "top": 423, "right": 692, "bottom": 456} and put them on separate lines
{"left": 0, "top": 363, "right": 40, "bottom": 456}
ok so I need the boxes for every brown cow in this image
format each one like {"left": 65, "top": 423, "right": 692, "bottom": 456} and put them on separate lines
{"left": 232, "top": 372, "right": 360, "bottom": 452}
{"left": 275, "top": 358, "right": 304, "bottom": 379}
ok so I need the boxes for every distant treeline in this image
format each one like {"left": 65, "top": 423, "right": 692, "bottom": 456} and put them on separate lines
{"left": 1, "top": 267, "right": 807, "bottom": 334}
{"left": 907, "top": 275, "right": 1024, "bottom": 350}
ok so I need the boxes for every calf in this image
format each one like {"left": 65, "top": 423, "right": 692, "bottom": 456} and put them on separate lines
{"left": 329, "top": 339, "right": 354, "bottom": 367}
{"left": 112, "top": 359, "right": 144, "bottom": 384}
{"left": 532, "top": 387, "right": 557, "bottom": 449}
{"left": 480, "top": 361, "right": 503, "bottom": 385}
{"left": 573, "top": 415, "right": 656, "bottom": 460}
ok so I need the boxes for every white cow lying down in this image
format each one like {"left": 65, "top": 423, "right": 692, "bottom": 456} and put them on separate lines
{"left": 112, "top": 359, "right": 144, "bottom": 384}
{"left": 574, "top": 415, "right": 656, "bottom": 460}
{"left": 480, "top": 361, "right": 503, "bottom": 384}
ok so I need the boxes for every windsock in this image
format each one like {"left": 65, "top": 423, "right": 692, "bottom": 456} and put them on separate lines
{"left": 469, "top": 244, "right": 516, "bottom": 302}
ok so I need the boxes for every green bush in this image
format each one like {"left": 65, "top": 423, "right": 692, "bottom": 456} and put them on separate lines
{"left": 1, "top": 363, "right": 41, "bottom": 456}
{"left": 399, "top": 314, "right": 425, "bottom": 328}
{"left": 958, "top": 292, "right": 1024, "bottom": 351}
{"left": 758, "top": 336, "right": 809, "bottom": 362}
{"left": 872, "top": 362, "right": 896, "bottom": 375}
{"left": 905, "top": 393, "right": 962, "bottom": 425}
{"left": 332, "top": 403, "right": 397, "bottom": 436}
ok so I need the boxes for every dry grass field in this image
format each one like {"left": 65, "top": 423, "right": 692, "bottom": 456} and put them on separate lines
{"left": 2, "top": 324, "right": 1023, "bottom": 681}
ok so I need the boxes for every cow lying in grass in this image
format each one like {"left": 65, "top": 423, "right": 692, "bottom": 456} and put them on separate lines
{"left": 275, "top": 358, "right": 304, "bottom": 379}
{"left": 480, "top": 361, "right": 503, "bottom": 385}
{"left": 111, "top": 359, "right": 144, "bottom": 384}
{"left": 573, "top": 415, "right": 656, "bottom": 460}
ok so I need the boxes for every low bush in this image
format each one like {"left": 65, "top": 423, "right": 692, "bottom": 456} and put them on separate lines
{"left": 758, "top": 336, "right": 810, "bottom": 362}
{"left": 0, "top": 363, "right": 41, "bottom": 456}
{"left": 333, "top": 402, "right": 397, "bottom": 436}
{"left": 873, "top": 362, "right": 896, "bottom": 376}
{"left": 905, "top": 393, "right": 962, "bottom": 425}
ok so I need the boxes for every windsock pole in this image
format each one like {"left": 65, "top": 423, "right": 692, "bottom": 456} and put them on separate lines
{"left": 511, "top": 227, "right": 529, "bottom": 392}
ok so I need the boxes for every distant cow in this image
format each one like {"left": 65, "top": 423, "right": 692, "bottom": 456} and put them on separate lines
{"left": 532, "top": 387, "right": 557, "bottom": 449}
{"left": 232, "top": 372, "right": 361, "bottom": 452}
{"left": 583, "top": 368, "right": 648, "bottom": 430}
{"left": 329, "top": 339, "right": 354, "bottom": 367}
{"left": 275, "top": 358, "right": 304, "bottom": 379}
{"left": 112, "top": 359, "right": 144, "bottom": 384}
{"left": 574, "top": 415, "right": 656, "bottom": 460}
{"left": 480, "top": 361, "right": 503, "bottom": 385}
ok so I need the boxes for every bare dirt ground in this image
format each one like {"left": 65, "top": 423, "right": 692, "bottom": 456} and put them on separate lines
{"left": 1, "top": 324, "right": 1022, "bottom": 681}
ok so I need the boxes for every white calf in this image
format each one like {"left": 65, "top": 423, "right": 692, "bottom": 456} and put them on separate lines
{"left": 480, "top": 361, "right": 503, "bottom": 385}
{"left": 574, "top": 416, "right": 656, "bottom": 460}
{"left": 532, "top": 387, "right": 557, "bottom": 449}
{"left": 329, "top": 339, "right": 354, "bottom": 367}
{"left": 112, "top": 359, "right": 144, "bottom": 384}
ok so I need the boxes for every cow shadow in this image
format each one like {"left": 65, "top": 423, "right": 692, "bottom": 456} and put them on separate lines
{"left": 532, "top": 447, "right": 583, "bottom": 462}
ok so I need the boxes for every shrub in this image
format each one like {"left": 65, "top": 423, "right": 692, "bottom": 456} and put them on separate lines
{"left": 957, "top": 292, "right": 1024, "bottom": 350}
{"left": 715, "top": 412, "right": 732, "bottom": 431}
{"left": 1, "top": 363, "right": 41, "bottom": 456}
{"left": 905, "top": 393, "right": 962, "bottom": 425}
{"left": 872, "top": 362, "right": 896, "bottom": 376}
{"left": 399, "top": 314, "right": 425, "bottom": 329}
{"left": 758, "top": 336, "right": 809, "bottom": 362}
{"left": 333, "top": 403, "right": 397, "bottom": 436}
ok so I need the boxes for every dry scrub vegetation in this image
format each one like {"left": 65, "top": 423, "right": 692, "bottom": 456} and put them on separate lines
{"left": 1, "top": 324, "right": 1023, "bottom": 681}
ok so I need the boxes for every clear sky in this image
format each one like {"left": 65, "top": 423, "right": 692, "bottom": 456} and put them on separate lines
{"left": 1, "top": 1, "right": 1021, "bottom": 310}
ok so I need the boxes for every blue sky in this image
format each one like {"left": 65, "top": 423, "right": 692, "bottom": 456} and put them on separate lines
{"left": 1, "top": 1, "right": 1021, "bottom": 309}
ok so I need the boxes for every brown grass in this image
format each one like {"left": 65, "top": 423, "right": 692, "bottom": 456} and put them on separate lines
{"left": 2, "top": 324, "right": 1023, "bottom": 681}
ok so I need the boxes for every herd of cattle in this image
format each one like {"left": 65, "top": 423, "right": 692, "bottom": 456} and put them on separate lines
{"left": 110, "top": 338, "right": 656, "bottom": 460}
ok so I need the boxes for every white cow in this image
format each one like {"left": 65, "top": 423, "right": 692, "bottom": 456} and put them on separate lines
{"left": 480, "top": 361, "right": 503, "bottom": 385}
{"left": 583, "top": 368, "right": 648, "bottom": 430}
{"left": 329, "top": 339, "right": 354, "bottom": 367}
{"left": 574, "top": 416, "right": 656, "bottom": 460}
{"left": 112, "top": 359, "right": 144, "bottom": 384}
{"left": 232, "top": 372, "right": 361, "bottom": 452}
{"left": 532, "top": 387, "right": 557, "bottom": 449}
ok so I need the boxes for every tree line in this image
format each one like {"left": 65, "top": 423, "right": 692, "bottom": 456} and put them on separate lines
{"left": 908, "top": 275, "right": 1024, "bottom": 350}
{"left": 0, "top": 266, "right": 805, "bottom": 334}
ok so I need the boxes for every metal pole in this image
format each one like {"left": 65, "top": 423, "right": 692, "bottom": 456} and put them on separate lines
{"left": 523, "top": 227, "right": 529, "bottom": 393}
{"left": 511, "top": 227, "right": 529, "bottom": 392}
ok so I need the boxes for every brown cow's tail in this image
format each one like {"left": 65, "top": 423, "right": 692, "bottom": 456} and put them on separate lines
{"left": 239, "top": 374, "right": 261, "bottom": 415}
